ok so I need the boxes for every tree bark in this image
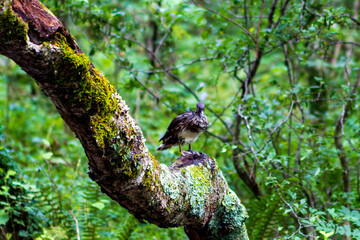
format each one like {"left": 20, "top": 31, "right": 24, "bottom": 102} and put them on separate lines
{"left": 0, "top": 0, "right": 249, "bottom": 239}
{"left": 334, "top": 70, "right": 360, "bottom": 194}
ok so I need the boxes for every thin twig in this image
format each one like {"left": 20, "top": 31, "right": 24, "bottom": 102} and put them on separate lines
{"left": 70, "top": 210, "right": 81, "bottom": 240}
{"left": 283, "top": 43, "right": 306, "bottom": 167}
{"left": 273, "top": 0, "right": 291, "bottom": 29}
{"left": 334, "top": 50, "right": 360, "bottom": 193}
{"left": 205, "top": 130, "right": 229, "bottom": 143}
{"left": 300, "top": 0, "right": 305, "bottom": 31}
{"left": 338, "top": 48, "right": 360, "bottom": 153}
{"left": 154, "top": 26, "right": 172, "bottom": 55}
{"left": 341, "top": 14, "right": 360, "bottom": 25}
{"left": 130, "top": 71, "right": 160, "bottom": 102}
{"left": 254, "top": 0, "right": 265, "bottom": 59}
{"left": 258, "top": 101, "right": 295, "bottom": 153}
{"left": 326, "top": 41, "right": 360, "bottom": 47}
{"left": 267, "top": 0, "right": 279, "bottom": 27}
{"left": 123, "top": 36, "right": 234, "bottom": 135}
{"left": 191, "top": 0, "right": 256, "bottom": 43}
{"left": 209, "top": 83, "right": 242, "bottom": 128}
{"left": 137, "top": 57, "right": 218, "bottom": 74}
{"left": 237, "top": 104, "right": 307, "bottom": 238}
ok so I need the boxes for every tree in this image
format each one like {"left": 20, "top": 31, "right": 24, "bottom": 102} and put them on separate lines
{"left": 2, "top": 0, "right": 360, "bottom": 239}
{"left": 0, "top": 0, "right": 249, "bottom": 239}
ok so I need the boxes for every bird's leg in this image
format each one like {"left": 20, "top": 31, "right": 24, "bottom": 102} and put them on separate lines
{"left": 188, "top": 144, "right": 194, "bottom": 153}
{"left": 179, "top": 144, "right": 184, "bottom": 155}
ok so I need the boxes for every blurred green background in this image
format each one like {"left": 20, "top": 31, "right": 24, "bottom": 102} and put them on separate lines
{"left": 1, "top": 0, "right": 360, "bottom": 239}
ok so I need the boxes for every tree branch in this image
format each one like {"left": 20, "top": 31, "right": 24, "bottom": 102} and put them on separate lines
{"left": 334, "top": 69, "right": 360, "bottom": 193}
{"left": 0, "top": 1, "right": 248, "bottom": 239}
{"left": 123, "top": 36, "right": 234, "bottom": 136}
{"left": 254, "top": 0, "right": 265, "bottom": 59}
{"left": 191, "top": 0, "right": 256, "bottom": 43}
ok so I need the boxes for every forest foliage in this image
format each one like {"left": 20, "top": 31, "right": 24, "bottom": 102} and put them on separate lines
{"left": 1, "top": 0, "right": 360, "bottom": 239}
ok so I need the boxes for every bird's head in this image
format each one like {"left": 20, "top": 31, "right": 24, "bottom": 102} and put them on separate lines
{"left": 195, "top": 102, "right": 205, "bottom": 116}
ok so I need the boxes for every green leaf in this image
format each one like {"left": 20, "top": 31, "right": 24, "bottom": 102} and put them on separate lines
{"left": 0, "top": 210, "right": 9, "bottom": 225}
{"left": 7, "top": 170, "right": 16, "bottom": 177}
{"left": 92, "top": 202, "right": 105, "bottom": 210}
{"left": 41, "top": 152, "right": 53, "bottom": 160}
{"left": 287, "top": 177, "right": 300, "bottom": 183}
{"left": 319, "top": 230, "right": 334, "bottom": 239}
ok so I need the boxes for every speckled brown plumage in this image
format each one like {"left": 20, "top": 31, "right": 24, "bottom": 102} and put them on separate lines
{"left": 157, "top": 102, "right": 209, "bottom": 154}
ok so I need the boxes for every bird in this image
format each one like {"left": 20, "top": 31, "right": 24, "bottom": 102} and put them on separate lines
{"left": 157, "top": 102, "right": 209, "bottom": 155}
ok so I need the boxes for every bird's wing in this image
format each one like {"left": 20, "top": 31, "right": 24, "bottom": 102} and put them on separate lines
{"left": 159, "top": 111, "right": 193, "bottom": 142}
{"left": 182, "top": 113, "right": 208, "bottom": 133}
{"left": 183, "top": 114, "right": 202, "bottom": 132}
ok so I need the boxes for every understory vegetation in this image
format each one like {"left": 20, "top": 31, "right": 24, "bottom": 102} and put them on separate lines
{"left": 1, "top": 0, "right": 360, "bottom": 239}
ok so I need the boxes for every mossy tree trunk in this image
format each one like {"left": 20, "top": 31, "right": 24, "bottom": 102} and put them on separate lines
{"left": 0, "top": 0, "right": 249, "bottom": 239}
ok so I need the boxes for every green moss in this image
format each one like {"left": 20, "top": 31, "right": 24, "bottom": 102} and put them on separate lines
{"left": 160, "top": 165, "right": 181, "bottom": 201}
{"left": 208, "top": 189, "right": 249, "bottom": 240}
{"left": 143, "top": 156, "right": 159, "bottom": 190}
{"left": 0, "top": 0, "right": 10, "bottom": 9}
{"left": 53, "top": 36, "right": 119, "bottom": 150}
{"left": 184, "top": 164, "right": 212, "bottom": 217}
{"left": 48, "top": 35, "right": 145, "bottom": 180}
{"left": 0, "top": 4, "right": 29, "bottom": 43}
{"left": 220, "top": 190, "right": 248, "bottom": 228}
{"left": 159, "top": 162, "right": 215, "bottom": 217}
{"left": 1, "top": 0, "right": 144, "bottom": 181}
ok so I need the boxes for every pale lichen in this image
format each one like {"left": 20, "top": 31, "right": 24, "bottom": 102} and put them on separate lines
{"left": 207, "top": 189, "right": 249, "bottom": 240}
{"left": 183, "top": 164, "right": 212, "bottom": 218}
{"left": 160, "top": 164, "right": 181, "bottom": 201}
